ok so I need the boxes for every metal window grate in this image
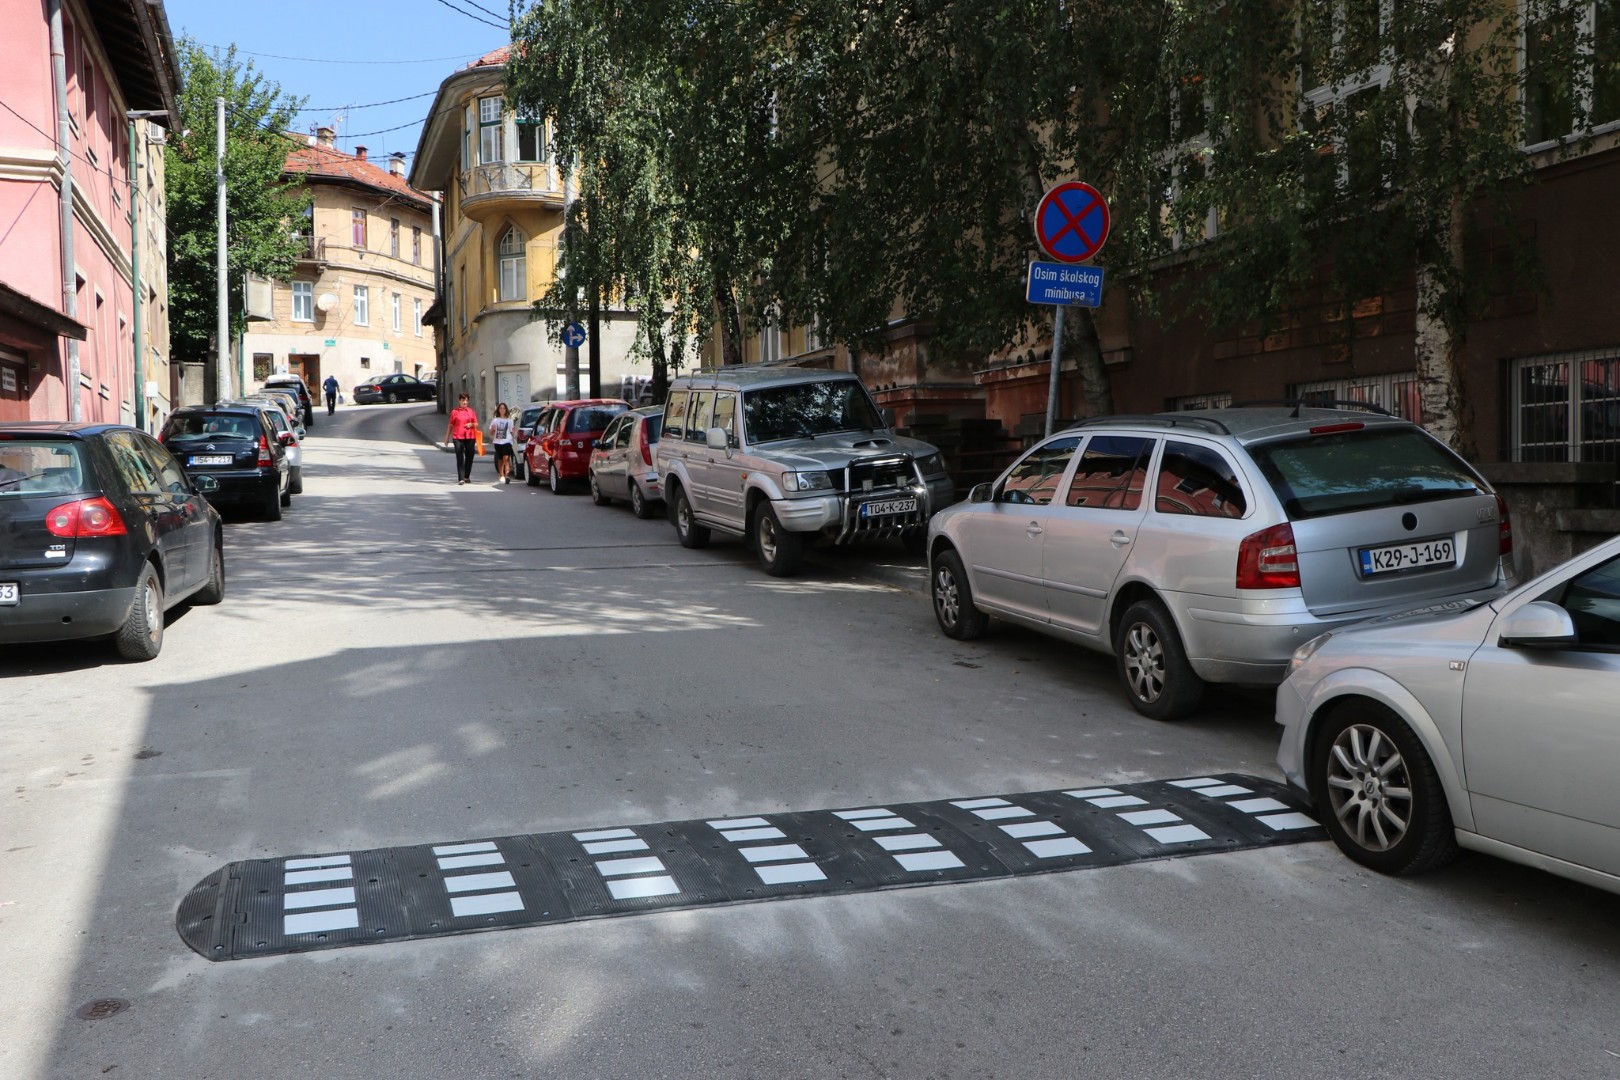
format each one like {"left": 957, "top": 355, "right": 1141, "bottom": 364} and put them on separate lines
{"left": 1288, "top": 372, "right": 1420, "bottom": 421}
{"left": 1166, "top": 392, "right": 1232, "bottom": 411}
{"left": 1509, "top": 349, "right": 1620, "bottom": 464}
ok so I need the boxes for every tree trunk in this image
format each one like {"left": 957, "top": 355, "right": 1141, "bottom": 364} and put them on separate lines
{"left": 1413, "top": 188, "right": 1475, "bottom": 458}
{"left": 717, "top": 278, "right": 744, "bottom": 367}
{"left": 1069, "top": 307, "right": 1113, "bottom": 417}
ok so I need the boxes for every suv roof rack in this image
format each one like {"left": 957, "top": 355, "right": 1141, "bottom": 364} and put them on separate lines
{"left": 1068, "top": 413, "right": 1233, "bottom": 436}
{"left": 1228, "top": 398, "right": 1394, "bottom": 418}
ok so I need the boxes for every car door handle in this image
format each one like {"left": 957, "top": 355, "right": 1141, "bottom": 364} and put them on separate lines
{"left": 1026, "top": 521, "right": 1043, "bottom": 537}
{"left": 1110, "top": 531, "right": 1131, "bottom": 548}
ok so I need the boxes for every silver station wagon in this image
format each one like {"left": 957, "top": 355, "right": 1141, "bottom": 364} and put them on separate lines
{"left": 926, "top": 406, "right": 1517, "bottom": 719}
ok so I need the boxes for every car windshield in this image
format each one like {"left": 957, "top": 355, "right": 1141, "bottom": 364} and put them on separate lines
{"left": 164, "top": 414, "right": 259, "bottom": 441}
{"left": 1247, "top": 426, "right": 1487, "bottom": 520}
{"left": 566, "top": 406, "right": 627, "bottom": 433}
{"left": 0, "top": 440, "right": 85, "bottom": 497}
{"left": 742, "top": 380, "right": 882, "bottom": 442}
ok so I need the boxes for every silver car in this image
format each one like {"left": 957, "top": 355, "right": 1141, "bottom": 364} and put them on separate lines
{"left": 589, "top": 406, "right": 664, "bottom": 518}
{"left": 230, "top": 400, "right": 303, "bottom": 495}
{"left": 927, "top": 407, "right": 1517, "bottom": 719}
{"left": 1276, "top": 533, "right": 1620, "bottom": 893}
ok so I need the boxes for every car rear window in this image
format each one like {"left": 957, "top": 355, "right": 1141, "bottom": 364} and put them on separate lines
{"left": 643, "top": 414, "right": 662, "bottom": 442}
{"left": 163, "top": 413, "right": 261, "bottom": 441}
{"left": 566, "top": 406, "right": 627, "bottom": 433}
{"left": 0, "top": 439, "right": 86, "bottom": 498}
{"left": 1247, "top": 426, "right": 1487, "bottom": 520}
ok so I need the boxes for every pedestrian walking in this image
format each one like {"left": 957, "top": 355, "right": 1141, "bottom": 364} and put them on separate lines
{"left": 444, "top": 394, "right": 479, "bottom": 484}
{"left": 489, "top": 403, "right": 516, "bottom": 484}
{"left": 322, "top": 374, "right": 339, "bottom": 415}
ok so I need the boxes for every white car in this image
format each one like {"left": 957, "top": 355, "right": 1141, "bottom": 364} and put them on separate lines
{"left": 231, "top": 400, "right": 303, "bottom": 495}
{"left": 1276, "top": 533, "right": 1620, "bottom": 893}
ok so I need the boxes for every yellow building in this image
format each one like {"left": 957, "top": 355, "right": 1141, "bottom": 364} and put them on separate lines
{"left": 410, "top": 47, "right": 646, "bottom": 416}
{"left": 241, "top": 129, "right": 437, "bottom": 397}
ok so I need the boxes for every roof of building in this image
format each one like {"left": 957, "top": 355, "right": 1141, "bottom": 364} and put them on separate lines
{"left": 466, "top": 45, "right": 510, "bottom": 69}
{"left": 283, "top": 143, "right": 434, "bottom": 211}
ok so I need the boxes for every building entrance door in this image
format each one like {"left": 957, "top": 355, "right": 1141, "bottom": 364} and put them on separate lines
{"left": 0, "top": 349, "right": 29, "bottom": 422}
{"left": 288, "top": 354, "right": 320, "bottom": 391}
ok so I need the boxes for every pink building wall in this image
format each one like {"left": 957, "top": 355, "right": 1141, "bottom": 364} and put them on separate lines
{"left": 0, "top": 0, "right": 137, "bottom": 423}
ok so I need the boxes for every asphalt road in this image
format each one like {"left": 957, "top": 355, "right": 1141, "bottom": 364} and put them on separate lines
{"left": 3, "top": 403, "right": 1619, "bottom": 1080}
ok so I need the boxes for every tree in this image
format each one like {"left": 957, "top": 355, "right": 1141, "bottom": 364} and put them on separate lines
{"left": 166, "top": 41, "right": 308, "bottom": 388}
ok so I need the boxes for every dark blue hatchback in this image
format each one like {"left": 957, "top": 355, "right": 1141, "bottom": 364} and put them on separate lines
{"left": 0, "top": 423, "right": 224, "bottom": 660}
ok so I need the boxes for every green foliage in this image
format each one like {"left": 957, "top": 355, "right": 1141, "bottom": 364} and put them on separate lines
{"left": 166, "top": 41, "right": 309, "bottom": 367}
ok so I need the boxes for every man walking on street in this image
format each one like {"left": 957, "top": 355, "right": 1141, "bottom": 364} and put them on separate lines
{"left": 323, "top": 375, "right": 340, "bottom": 416}
{"left": 445, "top": 394, "right": 479, "bottom": 485}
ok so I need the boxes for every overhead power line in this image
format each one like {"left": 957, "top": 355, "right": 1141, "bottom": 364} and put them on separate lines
{"left": 196, "top": 44, "right": 487, "bottom": 65}
{"left": 425, "top": 0, "right": 507, "bottom": 31}
{"left": 294, "top": 91, "right": 438, "bottom": 113}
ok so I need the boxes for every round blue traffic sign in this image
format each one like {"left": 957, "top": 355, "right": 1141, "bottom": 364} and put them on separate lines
{"left": 1034, "top": 181, "right": 1110, "bottom": 264}
{"left": 563, "top": 321, "right": 587, "bottom": 348}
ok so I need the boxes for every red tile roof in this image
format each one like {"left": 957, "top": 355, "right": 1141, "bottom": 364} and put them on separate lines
{"left": 466, "top": 45, "right": 510, "bottom": 69}
{"left": 283, "top": 142, "right": 434, "bottom": 209}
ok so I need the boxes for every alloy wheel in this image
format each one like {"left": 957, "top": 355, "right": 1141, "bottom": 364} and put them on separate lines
{"left": 1121, "top": 622, "right": 1165, "bottom": 704}
{"left": 1325, "top": 724, "right": 1412, "bottom": 852}
{"left": 934, "top": 565, "right": 961, "bottom": 630}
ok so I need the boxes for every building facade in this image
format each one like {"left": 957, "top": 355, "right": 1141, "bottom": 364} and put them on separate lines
{"left": 242, "top": 131, "right": 437, "bottom": 397}
{"left": 0, "top": 0, "right": 177, "bottom": 427}
{"left": 411, "top": 47, "right": 645, "bottom": 419}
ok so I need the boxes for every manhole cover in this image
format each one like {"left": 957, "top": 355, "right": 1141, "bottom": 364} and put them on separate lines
{"left": 75, "top": 998, "right": 130, "bottom": 1020}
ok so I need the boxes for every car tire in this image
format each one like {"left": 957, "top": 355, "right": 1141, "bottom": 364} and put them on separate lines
{"left": 526, "top": 459, "right": 540, "bottom": 486}
{"left": 932, "top": 548, "right": 990, "bottom": 640}
{"left": 1309, "top": 700, "right": 1459, "bottom": 876}
{"left": 630, "top": 481, "right": 655, "bottom": 520}
{"left": 1113, "top": 598, "right": 1204, "bottom": 720}
{"left": 590, "top": 471, "right": 611, "bottom": 506}
{"left": 115, "top": 564, "right": 164, "bottom": 661}
{"left": 672, "top": 487, "right": 710, "bottom": 549}
{"left": 280, "top": 486, "right": 292, "bottom": 507}
{"left": 193, "top": 538, "right": 225, "bottom": 606}
{"left": 385, "top": 392, "right": 398, "bottom": 404}
{"left": 753, "top": 504, "right": 804, "bottom": 577}
{"left": 549, "top": 463, "right": 564, "bottom": 495}
{"left": 290, "top": 467, "right": 303, "bottom": 496}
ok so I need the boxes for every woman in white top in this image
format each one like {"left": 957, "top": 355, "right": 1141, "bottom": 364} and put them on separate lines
{"left": 489, "top": 402, "right": 516, "bottom": 484}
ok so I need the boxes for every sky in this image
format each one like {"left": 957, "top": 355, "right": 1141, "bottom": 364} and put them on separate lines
{"left": 161, "top": 0, "right": 512, "bottom": 169}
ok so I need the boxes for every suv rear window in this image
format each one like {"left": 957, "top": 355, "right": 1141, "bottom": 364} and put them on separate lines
{"left": 0, "top": 440, "right": 86, "bottom": 497}
{"left": 1248, "top": 426, "right": 1487, "bottom": 520}
{"left": 566, "top": 406, "right": 627, "bottom": 433}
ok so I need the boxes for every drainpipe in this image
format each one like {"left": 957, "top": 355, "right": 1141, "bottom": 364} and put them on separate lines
{"left": 128, "top": 117, "right": 142, "bottom": 429}
{"left": 48, "top": 0, "right": 80, "bottom": 421}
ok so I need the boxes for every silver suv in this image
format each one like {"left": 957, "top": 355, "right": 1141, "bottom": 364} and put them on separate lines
{"left": 657, "top": 366, "right": 954, "bottom": 575}
{"left": 926, "top": 406, "right": 1517, "bottom": 719}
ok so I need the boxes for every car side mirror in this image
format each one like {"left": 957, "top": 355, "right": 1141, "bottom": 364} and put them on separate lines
{"left": 706, "top": 426, "right": 730, "bottom": 451}
{"left": 194, "top": 475, "right": 220, "bottom": 494}
{"left": 968, "top": 483, "right": 993, "bottom": 503}
{"left": 278, "top": 431, "right": 294, "bottom": 444}
{"left": 1498, "top": 600, "right": 1579, "bottom": 648}
{"left": 881, "top": 408, "right": 896, "bottom": 427}
{"left": 593, "top": 438, "right": 607, "bottom": 450}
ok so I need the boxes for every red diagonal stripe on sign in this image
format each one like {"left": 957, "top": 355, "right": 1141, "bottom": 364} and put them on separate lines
{"left": 1047, "top": 191, "right": 1101, "bottom": 247}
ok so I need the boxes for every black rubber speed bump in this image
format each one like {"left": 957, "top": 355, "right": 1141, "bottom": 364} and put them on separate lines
{"left": 177, "top": 773, "right": 1321, "bottom": 961}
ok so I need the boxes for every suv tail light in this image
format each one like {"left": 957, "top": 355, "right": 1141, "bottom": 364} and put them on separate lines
{"left": 257, "top": 434, "right": 274, "bottom": 467}
{"left": 638, "top": 422, "right": 653, "bottom": 466}
{"left": 1237, "top": 523, "right": 1300, "bottom": 589}
{"left": 45, "top": 497, "right": 127, "bottom": 538}
{"left": 1496, "top": 493, "right": 1513, "bottom": 557}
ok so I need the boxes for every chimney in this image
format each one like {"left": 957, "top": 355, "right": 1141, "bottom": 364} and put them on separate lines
{"left": 355, "top": 146, "right": 367, "bottom": 161}
{"left": 389, "top": 152, "right": 406, "bottom": 178}
{"left": 315, "top": 126, "right": 335, "bottom": 147}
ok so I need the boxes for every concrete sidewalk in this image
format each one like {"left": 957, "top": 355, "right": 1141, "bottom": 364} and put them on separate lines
{"left": 405, "top": 410, "right": 452, "bottom": 450}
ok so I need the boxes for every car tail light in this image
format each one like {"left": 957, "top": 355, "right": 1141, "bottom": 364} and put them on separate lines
{"left": 45, "top": 497, "right": 127, "bottom": 538}
{"left": 1496, "top": 493, "right": 1513, "bottom": 557}
{"left": 257, "top": 434, "right": 274, "bottom": 467}
{"left": 638, "top": 423, "right": 653, "bottom": 466}
{"left": 1237, "top": 523, "right": 1300, "bottom": 589}
{"left": 1308, "top": 422, "right": 1365, "bottom": 435}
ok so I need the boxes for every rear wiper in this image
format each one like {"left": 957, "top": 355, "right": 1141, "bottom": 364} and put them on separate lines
{"left": 0, "top": 471, "right": 47, "bottom": 489}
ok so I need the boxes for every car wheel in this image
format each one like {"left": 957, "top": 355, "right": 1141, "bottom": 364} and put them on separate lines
{"left": 548, "top": 463, "right": 564, "bottom": 494}
{"left": 753, "top": 504, "right": 804, "bottom": 577}
{"left": 115, "top": 564, "right": 164, "bottom": 661}
{"left": 672, "top": 487, "right": 710, "bottom": 549}
{"left": 289, "top": 467, "right": 303, "bottom": 495}
{"left": 932, "top": 548, "right": 989, "bottom": 640}
{"left": 526, "top": 458, "right": 540, "bottom": 486}
{"left": 590, "top": 471, "right": 611, "bottom": 506}
{"left": 630, "top": 481, "right": 655, "bottom": 520}
{"left": 385, "top": 391, "right": 398, "bottom": 404}
{"left": 193, "top": 538, "right": 225, "bottom": 606}
{"left": 280, "top": 486, "right": 292, "bottom": 507}
{"left": 1113, "top": 598, "right": 1203, "bottom": 720}
{"left": 264, "top": 485, "right": 283, "bottom": 521}
{"left": 1309, "top": 700, "right": 1459, "bottom": 875}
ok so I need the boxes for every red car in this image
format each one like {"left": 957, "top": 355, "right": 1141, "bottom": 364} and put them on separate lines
{"left": 525, "top": 399, "right": 631, "bottom": 493}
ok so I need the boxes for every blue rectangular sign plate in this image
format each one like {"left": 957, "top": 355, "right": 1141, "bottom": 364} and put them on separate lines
{"left": 1026, "top": 261, "right": 1104, "bottom": 307}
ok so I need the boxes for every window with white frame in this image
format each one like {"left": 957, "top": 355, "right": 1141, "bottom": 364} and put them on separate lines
{"left": 1289, "top": 372, "right": 1423, "bottom": 421}
{"left": 392, "top": 292, "right": 402, "bottom": 332}
{"left": 291, "top": 281, "right": 313, "bottom": 322}
{"left": 515, "top": 116, "right": 547, "bottom": 162}
{"left": 461, "top": 103, "right": 474, "bottom": 170}
{"left": 1154, "top": 69, "right": 1218, "bottom": 250}
{"left": 1298, "top": 1, "right": 1401, "bottom": 198}
{"left": 1509, "top": 348, "right": 1620, "bottom": 462}
{"left": 758, "top": 316, "right": 781, "bottom": 363}
{"left": 1524, "top": 0, "right": 1620, "bottom": 146}
{"left": 497, "top": 226, "right": 526, "bottom": 301}
{"left": 413, "top": 298, "right": 423, "bottom": 336}
{"left": 353, "top": 285, "right": 370, "bottom": 327}
{"left": 479, "top": 96, "right": 504, "bottom": 164}
{"left": 389, "top": 218, "right": 400, "bottom": 258}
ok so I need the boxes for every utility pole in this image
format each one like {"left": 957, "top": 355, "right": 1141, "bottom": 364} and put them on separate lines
{"left": 562, "top": 170, "right": 579, "bottom": 400}
{"left": 215, "top": 95, "right": 229, "bottom": 402}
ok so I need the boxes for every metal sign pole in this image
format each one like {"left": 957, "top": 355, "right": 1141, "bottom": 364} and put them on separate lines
{"left": 1044, "top": 305, "right": 1065, "bottom": 437}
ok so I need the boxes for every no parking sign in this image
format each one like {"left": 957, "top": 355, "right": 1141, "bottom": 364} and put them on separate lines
{"left": 1034, "top": 181, "right": 1110, "bottom": 264}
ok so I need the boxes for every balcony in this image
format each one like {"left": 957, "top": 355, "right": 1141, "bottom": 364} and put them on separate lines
{"left": 457, "top": 163, "right": 563, "bottom": 222}
{"left": 294, "top": 235, "right": 327, "bottom": 268}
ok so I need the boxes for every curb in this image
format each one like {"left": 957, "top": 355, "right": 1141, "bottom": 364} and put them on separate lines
{"left": 405, "top": 411, "right": 452, "bottom": 452}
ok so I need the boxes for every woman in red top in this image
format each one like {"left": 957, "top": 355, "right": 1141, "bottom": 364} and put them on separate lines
{"left": 444, "top": 394, "right": 480, "bottom": 484}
